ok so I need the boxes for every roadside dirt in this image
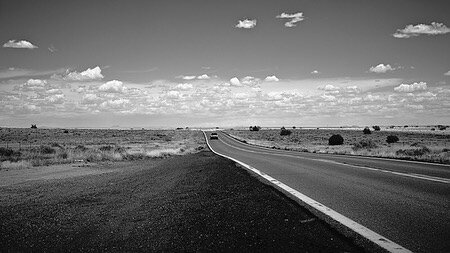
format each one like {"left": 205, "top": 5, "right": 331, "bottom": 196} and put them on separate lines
{"left": 0, "top": 151, "right": 363, "bottom": 252}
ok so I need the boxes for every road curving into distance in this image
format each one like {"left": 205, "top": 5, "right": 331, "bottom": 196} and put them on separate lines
{"left": 205, "top": 131, "right": 450, "bottom": 253}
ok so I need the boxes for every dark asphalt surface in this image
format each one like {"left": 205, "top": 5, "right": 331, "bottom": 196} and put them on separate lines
{"left": 207, "top": 132, "right": 450, "bottom": 253}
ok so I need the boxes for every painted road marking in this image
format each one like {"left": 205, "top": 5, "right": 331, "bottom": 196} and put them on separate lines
{"left": 219, "top": 132, "right": 450, "bottom": 184}
{"left": 203, "top": 131, "right": 412, "bottom": 253}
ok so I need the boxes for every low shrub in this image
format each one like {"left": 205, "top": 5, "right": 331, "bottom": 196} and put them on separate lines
{"left": 99, "top": 145, "right": 114, "bottom": 151}
{"left": 39, "top": 145, "right": 56, "bottom": 154}
{"left": 328, "top": 134, "right": 344, "bottom": 145}
{"left": 74, "top": 145, "right": 88, "bottom": 152}
{"left": 249, "top": 126, "right": 261, "bottom": 131}
{"left": 373, "top": 125, "right": 381, "bottom": 131}
{"left": 396, "top": 146, "right": 430, "bottom": 156}
{"left": 386, "top": 135, "right": 399, "bottom": 144}
{"left": 363, "top": 127, "right": 371, "bottom": 134}
{"left": 353, "top": 139, "right": 377, "bottom": 150}
{"left": 0, "top": 147, "right": 17, "bottom": 157}
{"left": 280, "top": 127, "right": 292, "bottom": 136}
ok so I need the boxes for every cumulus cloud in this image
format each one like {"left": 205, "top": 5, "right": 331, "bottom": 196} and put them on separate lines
{"left": 230, "top": 77, "right": 241, "bottom": 86}
{"left": 100, "top": 98, "right": 130, "bottom": 110}
{"left": 178, "top": 74, "right": 210, "bottom": 80}
{"left": 369, "top": 64, "right": 394, "bottom": 73}
{"left": 166, "top": 90, "right": 182, "bottom": 99}
{"left": 19, "top": 79, "right": 48, "bottom": 91}
{"left": 45, "top": 94, "right": 65, "bottom": 104}
{"left": 3, "top": 40, "right": 38, "bottom": 49}
{"left": 444, "top": 70, "right": 450, "bottom": 76}
{"left": 197, "top": 74, "right": 210, "bottom": 79}
{"left": 181, "top": 75, "right": 196, "bottom": 80}
{"left": 276, "top": 12, "right": 304, "bottom": 27}
{"left": 393, "top": 22, "right": 450, "bottom": 38}
{"left": 264, "top": 75, "right": 279, "bottom": 82}
{"left": 235, "top": 19, "right": 257, "bottom": 29}
{"left": 64, "top": 66, "right": 104, "bottom": 81}
{"left": 319, "top": 84, "right": 339, "bottom": 91}
{"left": 82, "top": 94, "right": 102, "bottom": 104}
{"left": 241, "top": 76, "right": 260, "bottom": 86}
{"left": 394, "top": 82, "right": 427, "bottom": 92}
{"left": 99, "top": 80, "right": 125, "bottom": 93}
{"left": 174, "top": 83, "right": 193, "bottom": 90}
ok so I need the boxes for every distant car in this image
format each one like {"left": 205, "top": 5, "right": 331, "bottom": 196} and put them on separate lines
{"left": 210, "top": 132, "right": 219, "bottom": 140}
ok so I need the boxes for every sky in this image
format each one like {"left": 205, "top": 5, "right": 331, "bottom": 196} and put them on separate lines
{"left": 1, "top": 0, "right": 450, "bottom": 128}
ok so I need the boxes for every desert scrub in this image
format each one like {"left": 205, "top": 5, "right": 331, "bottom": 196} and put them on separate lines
{"left": 0, "top": 147, "right": 21, "bottom": 162}
{"left": 329, "top": 134, "right": 344, "bottom": 145}
{"left": 227, "top": 129, "right": 450, "bottom": 164}
{"left": 353, "top": 139, "right": 377, "bottom": 150}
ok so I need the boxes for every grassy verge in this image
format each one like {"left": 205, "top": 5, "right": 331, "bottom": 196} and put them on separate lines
{"left": 0, "top": 129, "right": 206, "bottom": 169}
{"left": 0, "top": 151, "right": 362, "bottom": 252}
{"left": 226, "top": 129, "right": 450, "bottom": 164}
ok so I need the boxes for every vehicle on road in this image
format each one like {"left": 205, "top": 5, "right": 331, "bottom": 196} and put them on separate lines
{"left": 210, "top": 132, "right": 219, "bottom": 140}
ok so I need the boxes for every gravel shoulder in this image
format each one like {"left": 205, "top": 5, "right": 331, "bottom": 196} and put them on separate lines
{"left": 0, "top": 151, "right": 363, "bottom": 252}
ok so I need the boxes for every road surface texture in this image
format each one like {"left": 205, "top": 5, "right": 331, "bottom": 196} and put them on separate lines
{"left": 0, "top": 152, "right": 362, "bottom": 252}
{"left": 207, "top": 131, "right": 450, "bottom": 253}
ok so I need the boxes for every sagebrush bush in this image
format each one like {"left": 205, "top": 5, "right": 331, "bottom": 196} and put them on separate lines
{"left": 363, "top": 127, "right": 371, "bottom": 134}
{"left": 353, "top": 139, "right": 377, "bottom": 150}
{"left": 373, "top": 125, "right": 381, "bottom": 131}
{"left": 0, "top": 147, "right": 17, "bottom": 157}
{"left": 386, "top": 135, "right": 399, "bottom": 144}
{"left": 280, "top": 127, "right": 292, "bottom": 136}
{"left": 39, "top": 145, "right": 56, "bottom": 154}
{"left": 328, "top": 134, "right": 344, "bottom": 145}
{"left": 396, "top": 146, "right": 430, "bottom": 156}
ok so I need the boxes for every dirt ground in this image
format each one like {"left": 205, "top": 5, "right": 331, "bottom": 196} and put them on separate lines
{"left": 0, "top": 151, "right": 362, "bottom": 252}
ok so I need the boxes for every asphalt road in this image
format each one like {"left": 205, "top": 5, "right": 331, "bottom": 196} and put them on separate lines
{"left": 206, "top": 132, "right": 450, "bottom": 253}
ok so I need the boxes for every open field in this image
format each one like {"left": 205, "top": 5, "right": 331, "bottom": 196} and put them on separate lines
{"left": 225, "top": 128, "right": 450, "bottom": 164}
{"left": 0, "top": 128, "right": 206, "bottom": 169}
{"left": 0, "top": 151, "right": 362, "bottom": 252}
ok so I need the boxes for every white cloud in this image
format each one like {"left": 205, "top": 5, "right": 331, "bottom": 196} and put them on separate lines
{"left": 99, "top": 80, "right": 125, "bottom": 93}
{"left": 311, "top": 70, "right": 320, "bottom": 74}
{"left": 45, "top": 94, "right": 65, "bottom": 104}
{"left": 174, "top": 83, "right": 193, "bottom": 90}
{"left": 369, "top": 64, "right": 394, "bottom": 73}
{"left": 100, "top": 98, "right": 130, "bottom": 110}
{"left": 393, "top": 22, "right": 450, "bottom": 38}
{"left": 46, "top": 88, "right": 62, "bottom": 94}
{"left": 3, "top": 40, "right": 38, "bottom": 49}
{"left": 166, "top": 90, "right": 182, "bottom": 99}
{"left": 319, "top": 84, "right": 339, "bottom": 91}
{"left": 27, "top": 79, "right": 47, "bottom": 86}
{"left": 394, "top": 82, "right": 427, "bottom": 92}
{"left": 276, "top": 12, "right": 304, "bottom": 27}
{"left": 64, "top": 66, "right": 104, "bottom": 81}
{"left": 230, "top": 77, "right": 241, "bottom": 86}
{"left": 444, "top": 70, "right": 450, "bottom": 76}
{"left": 181, "top": 75, "right": 196, "bottom": 80}
{"left": 235, "top": 19, "right": 257, "bottom": 29}
{"left": 241, "top": 76, "right": 260, "bottom": 86}
{"left": 82, "top": 94, "right": 102, "bottom": 104}
{"left": 364, "top": 94, "right": 383, "bottom": 102}
{"left": 264, "top": 75, "right": 280, "bottom": 82}
{"left": 19, "top": 79, "right": 48, "bottom": 91}
{"left": 321, "top": 94, "right": 336, "bottom": 101}
{"left": 197, "top": 74, "right": 210, "bottom": 79}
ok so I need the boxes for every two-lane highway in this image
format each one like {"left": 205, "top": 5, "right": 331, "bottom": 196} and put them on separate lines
{"left": 206, "top": 131, "right": 450, "bottom": 253}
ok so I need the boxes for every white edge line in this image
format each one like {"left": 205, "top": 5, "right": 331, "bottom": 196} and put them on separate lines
{"left": 222, "top": 132, "right": 450, "bottom": 168}
{"left": 203, "top": 131, "right": 412, "bottom": 253}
